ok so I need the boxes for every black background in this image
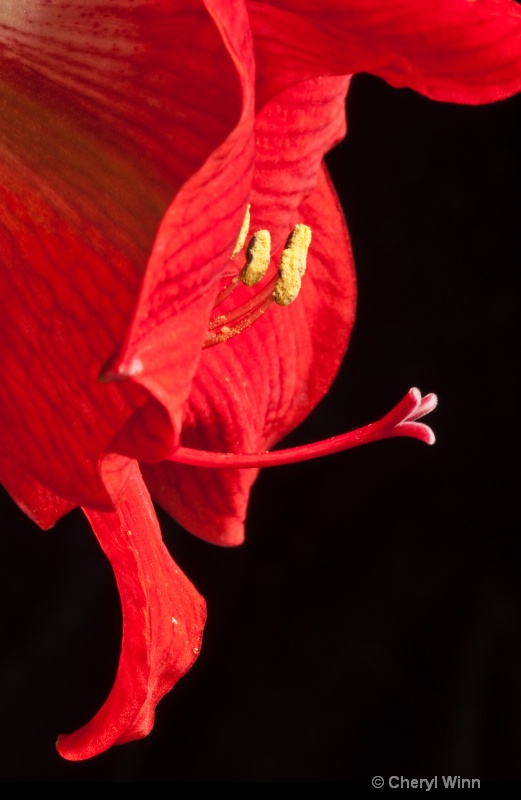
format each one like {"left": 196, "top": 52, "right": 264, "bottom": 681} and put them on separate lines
{"left": 1, "top": 73, "right": 520, "bottom": 782}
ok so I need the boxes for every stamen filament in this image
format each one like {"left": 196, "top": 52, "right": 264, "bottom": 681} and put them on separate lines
{"left": 204, "top": 290, "right": 278, "bottom": 347}
{"left": 208, "top": 275, "right": 278, "bottom": 332}
{"left": 168, "top": 389, "right": 437, "bottom": 468}
{"left": 212, "top": 276, "right": 240, "bottom": 309}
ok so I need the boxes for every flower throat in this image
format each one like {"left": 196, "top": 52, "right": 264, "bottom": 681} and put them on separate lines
{"left": 170, "top": 208, "right": 438, "bottom": 469}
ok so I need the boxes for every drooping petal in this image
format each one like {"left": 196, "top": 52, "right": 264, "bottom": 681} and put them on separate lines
{"left": 0, "top": 0, "right": 253, "bottom": 514}
{"left": 56, "top": 462, "right": 206, "bottom": 761}
{"left": 143, "top": 163, "right": 356, "bottom": 545}
{"left": 248, "top": 0, "right": 521, "bottom": 107}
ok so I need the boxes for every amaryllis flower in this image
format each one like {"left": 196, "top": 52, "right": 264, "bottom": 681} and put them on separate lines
{"left": 1, "top": 0, "right": 521, "bottom": 762}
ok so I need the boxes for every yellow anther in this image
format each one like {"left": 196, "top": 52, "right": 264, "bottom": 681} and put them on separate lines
{"left": 273, "top": 249, "right": 302, "bottom": 306}
{"left": 205, "top": 219, "right": 313, "bottom": 348}
{"left": 284, "top": 223, "right": 312, "bottom": 277}
{"left": 241, "top": 230, "right": 271, "bottom": 286}
{"left": 231, "top": 204, "right": 251, "bottom": 258}
{"left": 273, "top": 224, "right": 312, "bottom": 306}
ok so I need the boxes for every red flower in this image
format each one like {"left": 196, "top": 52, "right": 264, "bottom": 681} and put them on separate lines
{"left": 1, "top": 0, "right": 520, "bottom": 761}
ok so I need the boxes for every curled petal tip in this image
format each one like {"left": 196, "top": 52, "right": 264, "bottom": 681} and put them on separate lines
{"left": 99, "top": 354, "right": 144, "bottom": 383}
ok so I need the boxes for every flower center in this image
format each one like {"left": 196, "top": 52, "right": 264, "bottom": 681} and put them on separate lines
{"left": 184, "top": 208, "right": 438, "bottom": 470}
{"left": 203, "top": 206, "right": 312, "bottom": 348}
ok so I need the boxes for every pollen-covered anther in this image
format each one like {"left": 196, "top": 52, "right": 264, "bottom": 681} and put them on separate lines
{"left": 204, "top": 220, "right": 312, "bottom": 349}
{"left": 240, "top": 229, "right": 271, "bottom": 286}
{"left": 273, "top": 224, "right": 312, "bottom": 306}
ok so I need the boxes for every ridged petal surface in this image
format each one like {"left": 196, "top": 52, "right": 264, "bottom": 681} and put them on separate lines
{"left": 0, "top": 1, "right": 254, "bottom": 509}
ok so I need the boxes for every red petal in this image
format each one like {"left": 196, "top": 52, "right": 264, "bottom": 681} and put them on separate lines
{"left": 249, "top": 74, "right": 350, "bottom": 249}
{"left": 56, "top": 462, "right": 206, "bottom": 761}
{"left": 143, "top": 164, "right": 356, "bottom": 545}
{"left": 249, "top": 0, "right": 521, "bottom": 106}
{"left": 108, "top": 0, "right": 257, "bottom": 453}
{"left": 0, "top": 458, "right": 74, "bottom": 529}
{"left": 0, "top": 1, "right": 253, "bottom": 512}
